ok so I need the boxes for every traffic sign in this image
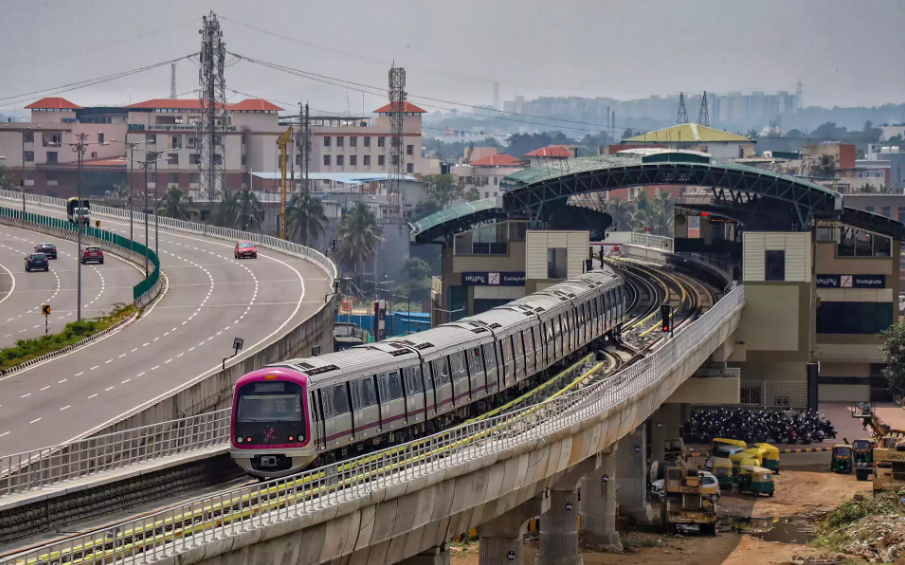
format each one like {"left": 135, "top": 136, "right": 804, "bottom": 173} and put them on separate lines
{"left": 41, "top": 304, "right": 50, "bottom": 316}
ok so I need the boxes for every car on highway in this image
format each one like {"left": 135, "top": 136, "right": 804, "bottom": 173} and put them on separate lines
{"left": 81, "top": 246, "right": 104, "bottom": 264}
{"left": 234, "top": 241, "right": 258, "bottom": 259}
{"left": 25, "top": 253, "right": 49, "bottom": 272}
{"left": 34, "top": 243, "right": 57, "bottom": 259}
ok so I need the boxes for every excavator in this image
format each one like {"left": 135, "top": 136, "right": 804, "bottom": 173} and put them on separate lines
{"left": 851, "top": 402, "right": 905, "bottom": 489}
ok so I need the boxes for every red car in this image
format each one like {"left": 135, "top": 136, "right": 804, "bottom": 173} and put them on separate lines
{"left": 235, "top": 241, "right": 257, "bottom": 259}
{"left": 81, "top": 246, "right": 104, "bottom": 264}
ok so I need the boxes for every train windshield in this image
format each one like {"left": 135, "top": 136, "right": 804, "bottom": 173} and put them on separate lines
{"left": 237, "top": 381, "right": 303, "bottom": 422}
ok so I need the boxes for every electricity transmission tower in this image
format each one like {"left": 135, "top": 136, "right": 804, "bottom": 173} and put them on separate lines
{"left": 676, "top": 92, "right": 689, "bottom": 125}
{"left": 197, "top": 12, "right": 227, "bottom": 201}
{"left": 170, "top": 63, "right": 177, "bottom": 99}
{"left": 387, "top": 65, "right": 406, "bottom": 221}
{"left": 697, "top": 91, "right": 710, "bottom": 127}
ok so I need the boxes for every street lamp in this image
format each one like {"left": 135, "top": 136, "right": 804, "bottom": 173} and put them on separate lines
{"left": 137, "top": 152, "right": 166, "bottom": 276}
{"left": 68, "top": 134, "right": 109, "bottom": 322}
{"left": 110, "top": 138, "right": 152, "bottom": 251}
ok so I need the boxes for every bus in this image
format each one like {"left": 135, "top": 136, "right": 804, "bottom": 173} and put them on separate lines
{"left": 66, "top": 197, "right": 90, "bottom": 225}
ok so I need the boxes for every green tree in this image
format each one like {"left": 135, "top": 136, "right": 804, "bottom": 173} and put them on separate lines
{"left": 860, "top": 183, "right": 878, "bottom": 194}
{"left": 816, "top": 154, "right": 837, "bottom": 178}
{"left": 157, "top": 187, "right": 196, "bottom": 220}
{"left": 236, "top": 189, "right": 264, "bottom": 231}
{"left": 464, "top": 186, "right": 480, "bottom": 202}
{"left": 399, "top": 257, "right": 432, "bottom": 305}
{"left": 882, "top": 322, "right": 905, "bottom": 398}
{"left": 0, "top": 164, "right": 17, "bottom": 192}
{"left": 745, "top": 129, "right": 760, "bottom": 140}
{"left": 423, "top": 174, "right": 465, "bottom": 209}
{"left": 336, "top": 202, "right": 383, "bottom": 273}
{"left": 886, "top": 134, "right": 904, "bottom": 145}
{"left": 605, "top": 197, "right": 634, "bottom": 231}
{"left": 287, "top": 191, "right": 328, "bottom": 246}
{"left": 505, "top": 132, "right": 574, "bottom": 159}
{"left": 105, "top": 182, "right": 128, "bottom": 199}
{"left": 210, "top": 188, "right": 240, "bottom": 228}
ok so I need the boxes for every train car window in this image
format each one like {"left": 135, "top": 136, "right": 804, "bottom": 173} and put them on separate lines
{"left": 513, "top": 332, "right": 524, "bottom": 374}
{"left": 432, "top": 359, "right": 451, "bottom": 385}
{"left": 376, "top": 372, "right": 389, "bottom": 400}
{"left": 236, "top": 381, "right": 303, "bottom": 423}
{"left": 352, "top": 378, "right": 378, "bottom": 409}
{"left": 404, "top": 366, "right": 424, "bottom": 393}
{"left": 331, "top": 384, "right": 349, "bottom": 415}
{"left": 467, "top": 347, "right": 483, "bottom": 376}
{"left": 482, "top": 343, "right": 497, "bottom": 374}
{"left": 451, "top": 352, "right": 467, "bottom": 382}
{"left": 386, "top": 371, "right": 404, "bottom": 400}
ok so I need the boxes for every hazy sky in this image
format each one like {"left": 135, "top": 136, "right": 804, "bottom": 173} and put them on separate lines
{"left": 1, "top": 0, "right": 904, "bottom": 115}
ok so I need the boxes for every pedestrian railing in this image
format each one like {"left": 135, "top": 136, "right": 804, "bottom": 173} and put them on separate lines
{"left": 0, "top": 286, "right": 744, "bottom": 565}
{"left": 0, "top": 411, "right": 231, "bottom": 497}
{"left": 630, "top": 232, "right": 674, "bottom": 252}
{"left": 0, "top": 189, "right": 336, "bottom": 281}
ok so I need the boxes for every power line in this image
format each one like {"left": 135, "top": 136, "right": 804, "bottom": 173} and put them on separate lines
{"left": 0, "top": 54, "right": 197, "bottom": 109}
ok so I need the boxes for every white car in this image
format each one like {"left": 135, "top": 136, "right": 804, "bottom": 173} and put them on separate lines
{"left": 652, "top": 471, "right": 721, "bottom": 502}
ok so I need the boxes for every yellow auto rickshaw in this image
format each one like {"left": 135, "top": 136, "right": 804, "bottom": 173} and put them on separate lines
{"left": 712, "top": 438, "right": 747, "bottom": 456}
{"left": 731, "top": 456, "right": 760, "bottom": 483}
{"left": 741, "top": 447, "right": 768, "bottom": 466}
{"left": 738, "top": 465, "right": 775, "bottom": 496}
{"left": 711, "top": 457, "right": 734, "bottom": 489}
{"left": 755, "top": 443, "right": 780, "bottom": 474}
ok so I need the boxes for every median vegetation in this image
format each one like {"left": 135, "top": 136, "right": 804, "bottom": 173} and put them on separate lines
{"left": 0, "top": 303, "right": 136, "bottom": 371}
{"left": 812, "top": 490, "right": 905, "bottom": 562}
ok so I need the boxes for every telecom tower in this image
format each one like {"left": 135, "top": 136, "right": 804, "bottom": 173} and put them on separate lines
{"left": 387, "top": 65, "right": 406, "bottom": 220}
{"left": 297, "top": 102, "right": 311, "bottom": 194}
{"left": 697, "top": 91, "right": 710, "bottom": 127}
{"left": 796, "top": 79, "right": 803, "bottom": 112}
{"left": 170, "top": 63, "right": 177, "bottom": 99}
{"left": 197, "top": 12, "right": 227, "bottom": 200}
{"left": 676, "top": 92, "right": 689, "bottom": 125}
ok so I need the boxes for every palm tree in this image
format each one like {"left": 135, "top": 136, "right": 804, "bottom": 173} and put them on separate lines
{"left": 105, "top": 182, "right": 128, "bottom": 200}
{"left": 816, "top": 154, "right": 837, "bottom": 178}
{"left": 335, "top": 202, "right": 382, "bottom": 272}
{"left": 235, "top": 189, "right": 264, "bottom": 231}
{"left": 157, "top": 187, "right": 196, "bottom": 220}
{"left": 860, "top": 183, "right": 878, "bottom": 194}
{"left": 0, "top": 164, "right": 18, "bottom": 192}
{"left": 210, "top": 188, "right": 240, "bottom": 228}
{"left": 287, "top": 191, "right": 328, "bottom": 246}
{"left": 605, "top": 197, "right": 633, "bottom": 231}
{"left": 631, "top": 193, "right": 673, "bottom": 236}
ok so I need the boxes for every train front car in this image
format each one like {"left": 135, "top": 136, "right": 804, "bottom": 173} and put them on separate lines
{"left": 230, "top": 367, "right": 316, "bottom": 478}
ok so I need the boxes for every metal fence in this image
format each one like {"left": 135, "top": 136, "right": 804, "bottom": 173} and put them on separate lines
{"left": 0, "top": 206, "right": 161, "bottom": 308}
{"left": 0, "top": 286, "right": 744, "bottom": 565}
{"left": 740, "top": 380, "right": 808, "bottom": 409}
{"left": 0, "top": 189, "right": 336, "bottom": 281}
{"left": 0, "top": 411, "right": 231, "bottom": 497}
{"left": 630, "top": 232, "right": 674, "bottom": 253}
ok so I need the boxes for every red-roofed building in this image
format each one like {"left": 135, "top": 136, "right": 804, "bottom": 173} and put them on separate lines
{"left": 24, "top": 97, "right": 83, "bottom": 111}
{"left": 451, "top": 149, "right": 526, "bottom": 200}
{"left": 228, "top": 99, "right": 284, "bottom": 112}
{"left": 525, "top": 145, "right": 578, "bottom": 167}
{"left": 372, "top": 102, "right": 427, "bottom": 114}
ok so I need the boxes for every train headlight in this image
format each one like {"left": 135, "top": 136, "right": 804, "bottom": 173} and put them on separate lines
{"left": 288, "top": 436, "right": 294, "bottom": 442}
{"left": 236, "top": 437, "right": 243, "bottom": 443}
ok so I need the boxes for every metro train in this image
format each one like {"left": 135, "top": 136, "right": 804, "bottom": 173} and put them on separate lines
{"left": 231, "top": 267, "right": 629, "bottom": 478}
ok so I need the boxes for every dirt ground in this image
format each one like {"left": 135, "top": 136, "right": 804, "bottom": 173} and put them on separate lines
{"left": 449, "top": 466, "right": 867, "bottom": 565}
{"left": 719, "top": 463, "right": 871, "bottom": 518}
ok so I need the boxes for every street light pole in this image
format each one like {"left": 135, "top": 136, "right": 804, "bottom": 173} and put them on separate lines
{"left": 143, "top": 156, "right": 150, "bottom": 276}
{"left": 71, "top": 134, "right": 87, "bottom": 322}
{"left": 154, "top": 156, "right": 160, "bottom": 261}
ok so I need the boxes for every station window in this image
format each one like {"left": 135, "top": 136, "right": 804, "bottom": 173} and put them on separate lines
{"left": 364, "top": 155, "right": 371, "bottom": 166}
{"left": 764, "top": 250, "right": 785, "bottom": 281}
{"left": 323, "top": 136, "right": 331, "bottom": 147}
{"left": 817, "top": 302, "right": 894, "bottom": 334}
{"left": 838, "top": 227, "right": 891, "bottom": 258}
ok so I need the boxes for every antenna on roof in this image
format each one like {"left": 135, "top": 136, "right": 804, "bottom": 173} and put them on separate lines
{"left": 697, "top": 91, "right": 710, "bottom": 127}
{"left": 676, "top": 92, "right": 689, "bottom": 125}
{"left": 170, "top": 63, "right": 177, "bottom": 99}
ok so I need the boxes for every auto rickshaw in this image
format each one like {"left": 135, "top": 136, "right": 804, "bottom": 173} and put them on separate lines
{"left": 755, "top": 443, "right": 780, "bottom": 474}
{"left": 712, "top": 438, "right": 747, "bottom": 458}
{"left": 730, "top": 449, "right": 763, "bottom": 469}
{"left": 711, "top": 457, "right": 734, "bottom": 489}
{"left": 731, "top": 456, "right": 760, "bottom": 483}
{"left": 852, "top": 439, "right": 875, "bottom": 481}
{"left": 831, "top": 444, "right": 853, "bottom": 474}
{"left": 738, "top": 465, "right": 775, "bottom": 496}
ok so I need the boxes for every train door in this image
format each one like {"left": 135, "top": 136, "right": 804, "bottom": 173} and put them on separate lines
{"left": 524, "top": 328, "right": 535, "bottom": 376}
{"left": 350, "top": 377, "right": 380, "bottom": 439}
{"left": 431, "top": 357, "right": 454, "bottom": 414}
{"left": 322, "top": 383, "right": 353, "bottom": 449}
{"left": 499, "top": 336, "right": 514, "bottom": 389}
{"left": 421, "top": 361, "right": 437, "bottom": 418}
{"left": 466, "top": 347, "right": 487, "bottom": 398}
{"left": 376, "top": 370, "right": 406, "bottom": 431}
{"left": 482, "top": 342, "right": 499, "bottom": 394}
{"left": 546, "top": 320, "right": 555, "bottom": 366}
{"left": 513, "top": 332, "right": 526, "bottom": 381}
{"left": 449, "top": 351, "right": 470, "bottom": 407}
{"left": 403, "top": 365, "right": 426, "bottom": 424}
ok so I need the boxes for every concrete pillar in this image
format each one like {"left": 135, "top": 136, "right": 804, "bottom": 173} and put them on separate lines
{"left": 580, "top": 449, "right": 621, "bottom": 552}
{"left": 397, "top": 544, "right": 450, "bottom": 565}
{"left": 651, "top": 404, "right": 682, "bottom": 466}
{"left": 535, "top": 489, "right": 581, "bottom": 565}
{"left": 477, "top": 495, "right": 549, "bottom": 565}
{"left": 616, "top": 425, "right": 653, "bottom": 524}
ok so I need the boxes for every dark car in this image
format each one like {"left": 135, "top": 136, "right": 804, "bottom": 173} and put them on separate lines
{"left": 34, "top": 243, "right": 57, "bottom": 259}
{"left": 234, "top": 241, "right": 258, "bottom": 259}
{"left": 25, "top": 253, "right": 49, "bottom": 272}
{"left": 81, "top": 246, "right": 104, "bottom": 264}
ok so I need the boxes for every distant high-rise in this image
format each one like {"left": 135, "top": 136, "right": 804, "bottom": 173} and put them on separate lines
{"left": 493, "top": 81, "right": 500, "bottom": 110}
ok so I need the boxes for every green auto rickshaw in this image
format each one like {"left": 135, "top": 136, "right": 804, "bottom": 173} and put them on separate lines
{"left": 711, "top": 457, "right": 734, "bottom": 489}
{"left": 738, "top": 465, "right": 775, "bottom": 496}
{"left": 831, "top": 444, "right": 853, "bottom": 474}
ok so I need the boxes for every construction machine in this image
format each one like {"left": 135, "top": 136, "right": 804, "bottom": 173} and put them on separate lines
{"left": 850, "top": 402, "right": 905, "bottom": 492}
{"left": 660, "top": 463, "right": 718, "bottom": 535}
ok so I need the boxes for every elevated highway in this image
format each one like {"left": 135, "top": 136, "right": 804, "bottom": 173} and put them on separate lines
{"left": 0, "top": 191, "right": 334, "bottom": 459}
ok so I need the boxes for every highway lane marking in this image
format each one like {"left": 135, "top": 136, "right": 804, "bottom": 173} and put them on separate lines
{"left": 58, "top": 379, "right": 67, "bottom": 383}
{"left": 40, "top": 386, "right": 50, "bottom": 391}
{"left": 88, "top": 393, "right": 98, "bottom": 399}
{"left": 29, "top": 418, "right": 41, "bottom": 424}
{"left": 121, "top": 379, "right": 131, "bottom": 384}
{"left": 105, "top": 386, "right": 114, "bottom": 392}
{"left": 151, "top": 365, "right": 160, "bottom": 371}
{"left": 118, "top": 354, "right": 126, "bottom": 358}
{"left": 0, "top": 258, "right": 16, "bottom": 307}
{"left": 131, "top": 348, "right": 138, "bottom": 353}
{"left": 20, "top": 393, "right": 30, "bottom": 398}
{"left": 90, "top": 365, "right": 99, "bottom": 370}
{"left": 74, "top": 372, "right": 83, "bottom": 377}
{"left": 60, "top": 405, "right": 70, "bottom": 411}
{"left": 143, "top": 343, "right": 149, "bottom": 347}
{"left": 0, "top": 432, "right": 9, "bottom": 438}
{"left": 105, "top": 359, "right": 113, "bottom": 364}
{"left": 136, "top": 372, "right": 145, "bottom": 377}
